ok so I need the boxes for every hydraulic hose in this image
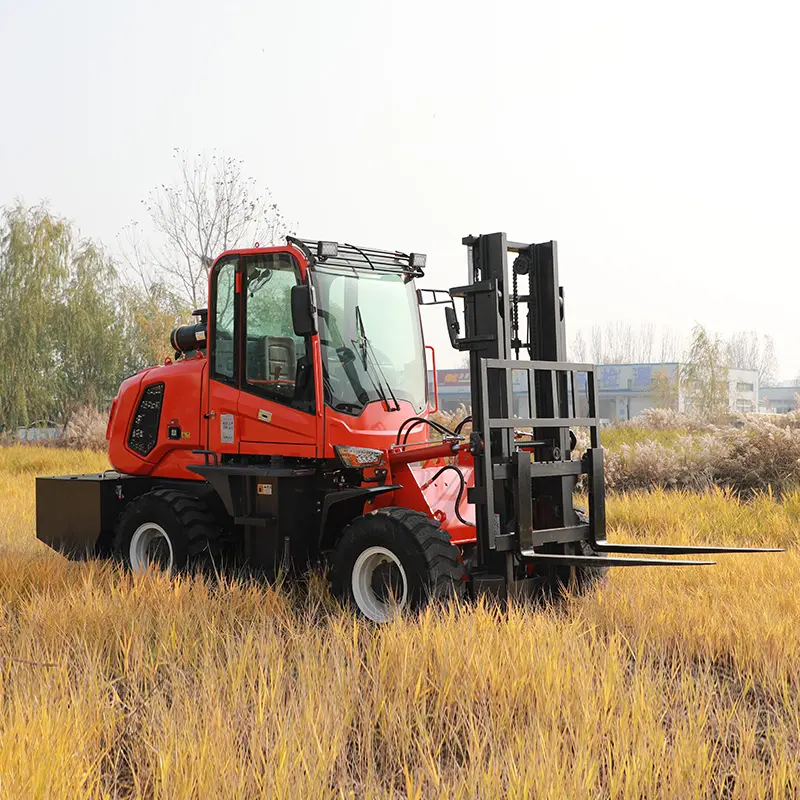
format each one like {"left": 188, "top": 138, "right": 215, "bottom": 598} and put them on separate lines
{"left": 454, "top": 415, "right": 473, "bottom": 435}
{"left": 423, "top": 465, "right": 474, "bottom": 527}
{"left": 395, "top": 416, "right": 459, "bottom": 446}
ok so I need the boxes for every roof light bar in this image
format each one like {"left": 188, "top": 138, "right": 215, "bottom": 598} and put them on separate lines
{"left": 291, "top": 237, "right": 427, "bottom": 277}
{"left": 317, "top": 241, "right": 339, "bottom": 259}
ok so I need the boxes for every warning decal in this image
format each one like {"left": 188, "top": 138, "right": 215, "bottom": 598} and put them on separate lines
{"left": 220, "top": 414, "right": 234, "bottom": 444}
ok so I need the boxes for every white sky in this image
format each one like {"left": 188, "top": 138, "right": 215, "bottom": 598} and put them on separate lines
{"left": 1, "top": 0, "right": 798, "bottom": 377}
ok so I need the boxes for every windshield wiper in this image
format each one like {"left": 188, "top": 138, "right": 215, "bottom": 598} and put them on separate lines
{"left": 354, "top": 306, "right": 401, "bottom": 412}
{"left": 318, "top": 309, "right": 370, "bottom": 406}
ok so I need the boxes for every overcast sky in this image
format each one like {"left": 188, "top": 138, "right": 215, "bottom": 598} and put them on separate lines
{"left": 1, "top": 0, "right": 798, "bottom": 377}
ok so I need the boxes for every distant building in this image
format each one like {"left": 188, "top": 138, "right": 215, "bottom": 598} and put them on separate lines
{"left": 594, "top": 363, "right": 758, "bottom": 422}
{"left": 16, "top": 421, "right": 61, "bottom": 442}
{"left": 430, "top": 362, "right": 760, "bottom": 422}
{"left": 432, "top": 368, "right": 547, "bottom": 416}
{"left": 432, "top": 368, "right": 473, "bottom": 413}
{"left": 760, "top": 386, "right": 799, "bottom": 414}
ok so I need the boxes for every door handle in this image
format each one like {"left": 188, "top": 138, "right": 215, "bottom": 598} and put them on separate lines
{"left": 204, "top": 410, "right": 216, "bottom": 420}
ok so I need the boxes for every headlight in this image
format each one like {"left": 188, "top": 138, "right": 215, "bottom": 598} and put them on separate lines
{"left": 334, "top": 445, "right": 384, "bottom": 468}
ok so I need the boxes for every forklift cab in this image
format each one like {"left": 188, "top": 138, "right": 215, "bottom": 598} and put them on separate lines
{"left": 205, "top": 239, "right": 430, "bottom": 458}
{"left": 206, "top": 250, "right": 318, "bottom": 456}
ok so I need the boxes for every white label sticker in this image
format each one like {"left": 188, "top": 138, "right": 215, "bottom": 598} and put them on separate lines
{"left": 220, "top": 414, "right": 234, "bottom": 444}
{"left": 257, "top": 483, "right": 273, "bottom": 496}
{"left": 195, "top": 329, "right": 206, "bottom": 342}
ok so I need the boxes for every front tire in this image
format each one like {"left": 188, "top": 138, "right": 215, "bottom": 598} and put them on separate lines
{"left": 113, "top": 489, "right": 221, "bottom": 575}
{"left": 331, "top": 507, "right": 466, "bottom": 622}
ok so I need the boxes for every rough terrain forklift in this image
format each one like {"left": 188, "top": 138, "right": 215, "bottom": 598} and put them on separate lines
{"left": 36, "top": 233, "right": 777, "bottom": 621}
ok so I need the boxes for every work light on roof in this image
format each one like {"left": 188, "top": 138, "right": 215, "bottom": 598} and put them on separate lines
{"left": 317, "top": 241, "right": 339, "bottom": 259}
{"left": 410, "top": 252, "right": 427, "bottom": 269}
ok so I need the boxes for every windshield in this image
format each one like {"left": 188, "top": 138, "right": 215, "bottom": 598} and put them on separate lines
{"left": 312, "top": 267, "right": 427, "bottom": 414}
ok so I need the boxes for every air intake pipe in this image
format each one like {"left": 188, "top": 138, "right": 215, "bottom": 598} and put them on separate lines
{"left": 170, "top": 308, "right": 208, "bottom": 355}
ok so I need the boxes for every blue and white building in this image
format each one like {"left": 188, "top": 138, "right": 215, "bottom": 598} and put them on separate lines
{"left": 430, "top": 362, "right": 760, "bottom": 422}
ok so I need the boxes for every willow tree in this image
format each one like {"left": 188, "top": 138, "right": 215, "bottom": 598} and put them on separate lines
{"left": 681, "top": 325, "right": 730, "bottom": 417}
{"left": 52, "top": 239, "right": 128, "bottom": 418}
{"left": 120, "top": 280, "right": 187, "bottom": 374}
{"left": 0, "top": 203, "right": 69, "bottom": 428}
{"left": 0, "top": 203, "right": 130, "bottom": 430}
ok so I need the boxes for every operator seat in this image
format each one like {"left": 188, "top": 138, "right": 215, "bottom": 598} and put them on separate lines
{"left": 265, "top": 336, "right": 296, "bottom": 381}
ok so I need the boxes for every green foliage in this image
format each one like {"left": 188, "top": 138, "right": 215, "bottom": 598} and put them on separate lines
{"left": 119, "top": 281, "right": 189, "bottom": 374}
{"left": 51, "top": 238, "right": 128, "bottom": 416}
{"left": 680, "top": 325, "right": 730, "bottom": 417}
{"left": 600, "top": 426, "right": 687, "bottom": 450}
{"left": 0, "top": 202, "right": 184, "bottom": 431}
{"left": 649, "top": 368, "right": 679, "bottom": 409}
{"left": 0, "top": 204, "right": 68, "bottom": 427}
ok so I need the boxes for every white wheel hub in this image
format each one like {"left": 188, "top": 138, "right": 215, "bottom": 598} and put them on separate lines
{"left": 129, "top": 522, "right": 174, "bottom": 573}
{"left": 351, "top": 546, "right": 408, "bottom": 623}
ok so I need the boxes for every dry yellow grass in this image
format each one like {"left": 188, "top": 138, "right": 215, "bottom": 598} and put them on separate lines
{"left": 0, "top": 445, "right": 798, "bottom": 798}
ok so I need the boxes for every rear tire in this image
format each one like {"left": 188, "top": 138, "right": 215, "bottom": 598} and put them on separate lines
{"left": 331, "top": 507, "right": 466, "bottom": 622}
{"left": 113, "top": 489, "right": 223, "bottom": 576}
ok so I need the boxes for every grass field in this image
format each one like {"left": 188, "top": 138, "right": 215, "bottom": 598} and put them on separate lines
{"left": 0, "top": 446, "right": 798, "bottom": 798}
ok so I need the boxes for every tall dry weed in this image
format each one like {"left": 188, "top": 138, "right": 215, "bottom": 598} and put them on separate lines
{"left": 429, "top": 404, "right": 471, "bottom": 436}
{"left": 603, "top": 417, "right": 800, "bottom": 495}
{"left": 61, "top": 405, "right": 108, "bottom": 451}
{"left": 0, "top": 448, "right": 797, "bottom": 797}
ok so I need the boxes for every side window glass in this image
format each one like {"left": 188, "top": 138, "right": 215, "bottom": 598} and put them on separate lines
{"left": 212, "top": 259, "right": 236, "bottom": 381}
{"left": 244, "top": 253, "right": 314, "bottom": 412}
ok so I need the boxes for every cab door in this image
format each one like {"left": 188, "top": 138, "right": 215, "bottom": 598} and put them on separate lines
{"left": 207, "top": 254, "right": 241, "bottom": 454}
{"left": 237, "top": 252, "right": 318, "bottom": 457}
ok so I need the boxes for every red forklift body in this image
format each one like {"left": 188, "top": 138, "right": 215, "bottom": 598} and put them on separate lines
{"left": 36, "top": 234, "right": 779, "bottom": 609}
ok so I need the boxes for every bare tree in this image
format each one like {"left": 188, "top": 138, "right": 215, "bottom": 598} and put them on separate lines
{"left": 122, "top": 151, "right": 290, "bottom": 309}
{"left": 603, "top": 322, "right": 633, "bottom": 362}
{"left": 725, "top": 331, "right": 777, "bottom": 386}
{"left": 584, "top": 322, "right": 678, "bottom": 364}
{"left": 637, "top": 323, "right": 655, "bottom": 363}
{"left": 571, "top": 330, "right": 588, "bottom": 362}
{"left": 590, "top": 324, "right": 604, "bottom": 364}
{"left": 658, "top": 327, "right": 683, "bottom": 362}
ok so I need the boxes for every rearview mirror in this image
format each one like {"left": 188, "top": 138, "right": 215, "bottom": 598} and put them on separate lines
{"left": 444, "top": 306, "right": 461, "bottom": 350}
{"left": 291, "top": 284, "right": 317, "bottom": 336}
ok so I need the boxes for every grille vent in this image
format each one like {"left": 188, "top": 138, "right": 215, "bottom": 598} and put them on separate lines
{"left": 128, "top": 382, "right": 165, "bottom": 456}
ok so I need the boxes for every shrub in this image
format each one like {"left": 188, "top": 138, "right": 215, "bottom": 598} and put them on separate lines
{"left": 61, "top": 405, "right": 108, "bottom": 451}
{"left": 601, "top": 416, "right": 800, "bottom": 496}
{"left": 715, "top": 418, "right": 800, "bottom": 494}
{"left": 605, "top": 434, "right": 724, "bottom": 493}
{"left": 619, "top": 407, "right": 717, "bottom": 432}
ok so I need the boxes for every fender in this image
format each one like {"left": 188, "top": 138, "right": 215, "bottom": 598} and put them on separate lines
{"left": 318, "top": 485, "right": 400, "bottom": 548}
